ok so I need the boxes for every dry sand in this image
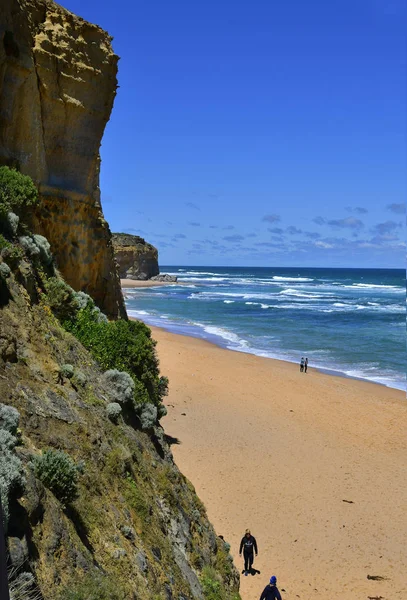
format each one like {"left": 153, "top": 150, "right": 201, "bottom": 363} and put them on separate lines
{"left": 121, "top": 278, "right": 181, "bottom": 288}
{"left": 145, "top": 325, "right": 406, "bottom": 600}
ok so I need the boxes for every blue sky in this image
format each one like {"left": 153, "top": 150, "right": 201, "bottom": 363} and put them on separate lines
{"left": 63, "top": 0, "right": 405, "bottom": 268}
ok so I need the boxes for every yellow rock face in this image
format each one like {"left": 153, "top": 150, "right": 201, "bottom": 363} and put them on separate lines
{"left": 0, "top": 0, "right": 125, "bottom": 318}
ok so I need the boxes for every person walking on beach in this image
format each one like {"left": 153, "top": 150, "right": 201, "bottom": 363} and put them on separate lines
{"left": 239, "top": 529, "right": 258, "bottom": 575}
{"left": 259, "top": 576, "right": 282, "bottom": 600}
{"left": 300, "top": 357, "right": 305, "bottom": 372}
{"left": 304, "top": 357, "right": 308, "bottom": 373}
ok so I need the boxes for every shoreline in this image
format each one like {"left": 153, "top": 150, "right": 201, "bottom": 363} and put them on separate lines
{"left": 127, "top": 313, "right": 404, "bottom": 392}
{"left": 142, "top": 323, "right": 406, "bottom": 600}
{"left": 121, "top": 278, "right": 185, "bottom": 288}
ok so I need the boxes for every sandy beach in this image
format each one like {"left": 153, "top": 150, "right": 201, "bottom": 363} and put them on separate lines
{"left": 144, "top": 324, "right": 406, "bottom": 600}
{"left": 121, "top": 278, "right": 181, "bottom": 288}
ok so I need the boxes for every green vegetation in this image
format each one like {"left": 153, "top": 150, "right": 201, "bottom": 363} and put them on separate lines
{"left": 59, "top": 364, "right": 74, "bottom": 379}
{"left": 33, "top": 449, "right": 79, "bottom": 505}
{"left": 1, "top": 243, "right": 24, "bottom": 269}
{"left": 201, "top": 566, "right": 226, "bottom": 600}
{"left": 0, "top": 166, "right": 38, "bottom": 228}
{"left": 0, "top": 164, "right": 241, "bottom": 600}
{"left": 8, "top": 569, "right": 40, "bottom": 600}
{"left": 0, "top": 403, "right": 20, "bottom": 434}
{"left": 106, "top": 402, "right": 122, "bottom": 422}
{"left": 0, "top": 233, "right": 11, "bottom": 250}
{"left": 64, "top": 305, "right": 168, "bottom": 406}
{"left": 0, "top": 404, "right": 25, "bottom": 531}
{"left": 58, "top": 574, "right": 126, "bottom": 600}
{"left": 44, "top": 277, "right": 79, "bottom": 321}
{"left": 102, "top": 369, "right": 135, "bottom": 405}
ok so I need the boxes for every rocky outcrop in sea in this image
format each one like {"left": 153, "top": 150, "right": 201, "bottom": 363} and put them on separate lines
{"left": 113, "top": 233, "right": 178, "bottom": 282}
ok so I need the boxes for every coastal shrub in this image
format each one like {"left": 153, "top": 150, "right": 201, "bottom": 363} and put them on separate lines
{"left": 1, "top": 244, "right": 24, "bottom": 269}
{"left": 0, "top": 167, "right": 38, "bottom": 219}
{"left": 201, "top": 567, "right": 225, "bottom": 600}
{"left": 65, "top": 307, "right": 166, "bottom": 406}
{"left": 0, "top": 429, "right": 17, "bottom": 451}
{"left": 106, "top": 402, "right": 122, "bottom": 423}
{"left": 44, "top": 277, "right": 79, "bottom": 321}
{"left": 157, "top": 403, "right": 167, "bottom": 420}
{"left": 58, "top": 573, "right": 126, "bottom": 600}
{"left": 0, "top": 233, "right": 11, "bottom": 250}
{"left": 33, "top": 449, "right": 78, "bottom": 505}
{"left": 138, "top": 403, "right": 157, "bottom": 430}
{"left": 7, "top": 211, "right": 19, "bottom": 236}
{"left": 103, "top": 369, "right": 135, "bottom": 405}
{"left": 19, "top": 235, "right": 40, "bottom": 258}
{"left": 73, "top": 291, "right": 92, "bottom": 311}
{"left": 0, "top": 403, "right": 20, "bottom": 434}
{"left": 33, "top": 234, "right": 53, "bottom": 266}
{"left": 72, "top": 291, "right": 107, "bottom": 324}
{"left": 8, "top": 570, "right": 40, "bottom": 600}
{"left": 59, "top": 364, "right": 74, "bottom": 379}
{"left": 1, "top": 212, "right": 20, "bottom": 239}
{"left": 72, "top": 369, "right": 87, "bottom": 387}
{"left": 0, "top": 262, "right": 11, "bottom": 279}
{"left": 0, "top": 419, "right": 25, "bottom": 531}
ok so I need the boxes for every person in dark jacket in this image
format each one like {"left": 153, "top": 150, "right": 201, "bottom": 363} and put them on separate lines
{"left": 259, "top": 576, "right": 282, "bottom": 600}
{"left": 239, "top": 529, "right": 258, "bottom": 574}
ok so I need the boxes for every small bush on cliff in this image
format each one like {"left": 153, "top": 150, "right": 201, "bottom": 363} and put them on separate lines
{"left": 106, "top": 402, "right": 122, "bottom": 423}
{"left": 0, "top": 233, "right": 11, "bottom": 250}
{"left": 0, "top": 167, "right": 38, "bottom": 223}
{"left": 33, "top": 449, "right": 78, "bottom": 505}
{"left": 65, "top": 306, "right": 167, "bottom": 406}
{"left": 0, "top": 403, "right": 20, "bottom": 434}
{"left": 1, "top": 243, "right": 24, "bottom": 269}
{"left": 201, "top": 567, "right": 225, "bottom": 600}
{"left": 19, "top": 234, "right": 53, "bottom": 267}
{"left": 0, "top": 406, "right": 25, "bottom": 531}
{"left": 8, "top": 569, "right": 40, "bottom": 600}
{"left": 138, "top": 403, "right": 158, "bottom": 430}
{"left": 59, "top": 364, "right": 74, "bottom": 379}
{"left": 72, "top": 291, "right": 108, "bottom": 323}
{"left": 44, "top": 277, "right": 79, "bottom": 321}
{"left": 103, "top": 369, "right": 135, "bottom": 405}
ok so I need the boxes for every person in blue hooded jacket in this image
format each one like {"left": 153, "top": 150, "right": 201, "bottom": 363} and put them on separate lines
{"left": 259, "top": 576, "right": 282, "bottom": 600}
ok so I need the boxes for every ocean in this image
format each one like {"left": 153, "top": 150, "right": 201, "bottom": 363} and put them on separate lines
{"left": 125, "top": 267, "right": 405, "bottom": 392}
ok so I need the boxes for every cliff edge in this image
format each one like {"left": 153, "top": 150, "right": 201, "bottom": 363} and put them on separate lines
{"left": 0, "top": 0, "right": 125, "bottom": 319}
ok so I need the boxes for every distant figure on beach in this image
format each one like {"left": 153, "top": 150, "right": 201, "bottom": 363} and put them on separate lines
{"left": 239, "top": 529, "right": 258, "bottom": 575}
{"left": 259, "top": 576, "right": 282, "bottom": 600}
{"left": 304, "top": 357, "right": 308, "bottom": 373}
{"left": 300, "top": 357, "right": 305, "bottom": 372}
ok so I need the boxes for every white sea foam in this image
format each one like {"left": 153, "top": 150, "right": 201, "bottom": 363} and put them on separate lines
{"left": 128, "top": 309, "right": 150, "bottom": 316}
{"left": 279, "top": 288, "right": 327, "bottom": 299}
{"left": 244, "top": 301, "right": 271, "bottom": 309}
{"left": 181, "top": 276, "right": 229, "bottom": 282}
{"left": 345, "top": 283, "right": 402, "bottom": 291}
{"left": 223, "top": 300, "right": 235, "bottom": 304}
{"left": 272, "top": 276, "right": 314, "bottom": 282}
{"left": 192, "top": 322, "right": 249, "bottom": 348}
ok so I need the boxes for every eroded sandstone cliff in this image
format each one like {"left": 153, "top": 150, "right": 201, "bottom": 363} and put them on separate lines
{"left": 0, "top": 0, "right": 125, "bottom": 318}
{"left": 113, "top": 233, "right": 160, "bottom": 280}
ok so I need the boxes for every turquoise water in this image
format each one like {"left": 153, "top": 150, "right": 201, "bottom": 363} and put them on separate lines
{"left": 125, "top": 267, "right": 405, "bottom": 391}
